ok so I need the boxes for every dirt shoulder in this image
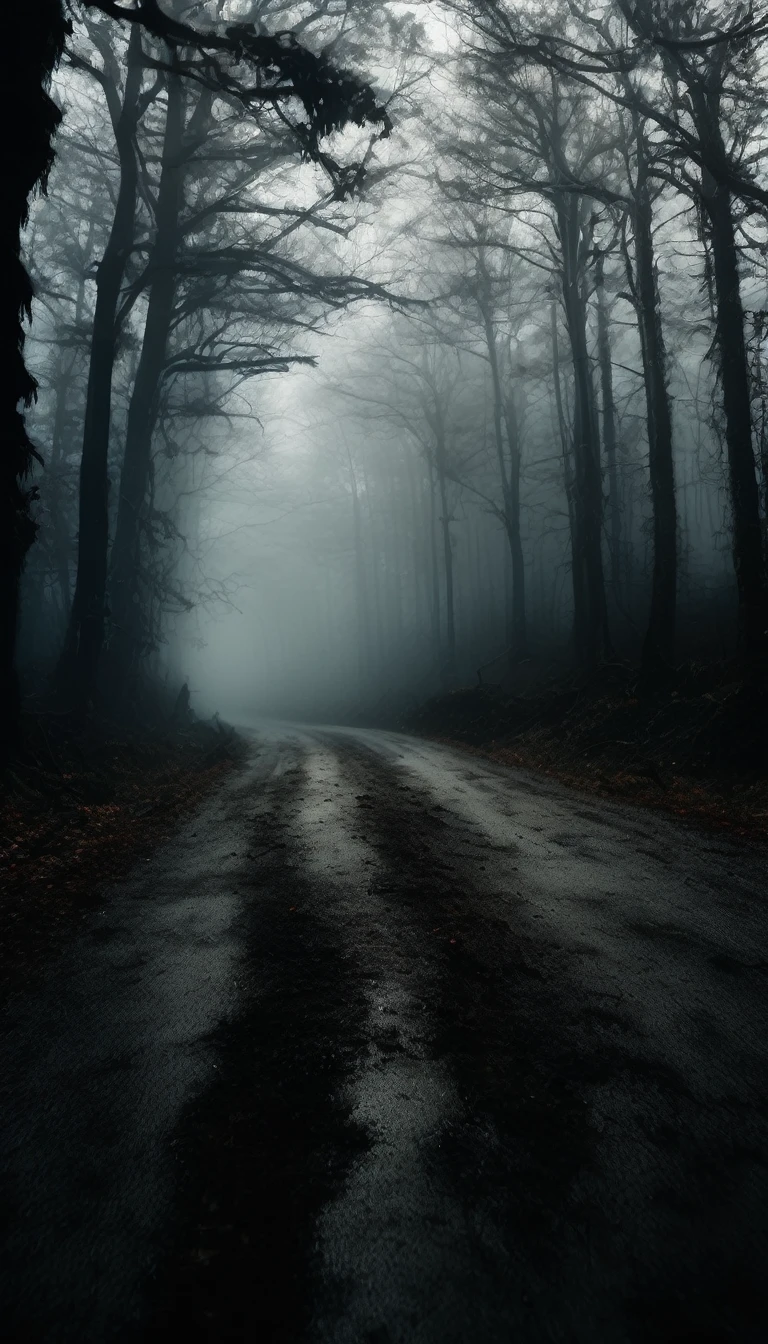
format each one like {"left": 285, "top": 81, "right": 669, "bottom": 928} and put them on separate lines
{"left": 404, "top": 661, "right": 768, "bottom": 842}
{"left": 1, "top": 714, "right": 245, "bottom": 980}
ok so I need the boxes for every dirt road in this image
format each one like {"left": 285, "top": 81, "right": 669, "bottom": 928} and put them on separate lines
{"left": 2, "top": 725, "right": 767, "bottom": 1342}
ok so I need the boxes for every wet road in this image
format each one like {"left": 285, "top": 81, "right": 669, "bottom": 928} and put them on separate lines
{"left": 2, "top": 724, "right": 768, "bottom": 1342}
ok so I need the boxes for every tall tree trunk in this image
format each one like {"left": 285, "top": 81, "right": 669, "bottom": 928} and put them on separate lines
{"left": 3, "top": 1, "right": 66, "bottom": 754}
{"left": 551, "top": 299, "right": 581, "bottom": 656}
{"left": 48, "top": 351, "right": 74, "bottom": 623}
{"left": 57, "top": 25, "right": 145, "bottom": 711}
{"left": 470, "top": 522, "right": 483, "bottom": 649}
{"left": 594, "top": 250, "right": 622, "bottom": 600}
{"left": 404, "top": 450, "right": 427, "bottom": 651}
{"left": 388, "top": 460, "right": 404, "bottom": 649}
{"left": 434, "top": 427, "right": 455, "bottom": 682}
{"left": 701, "top": 165, "right": 768, "bottom": 658}
{"left": 502, "top": 388, "right": 526, "bottom": 656}
{"left": 427, "top": 464, "right": 441, "bottom": 663}
{"left": 29, "top": 241, "right": 95, "bottom": 657}
{"left": 362, "top": 463, "right": 384, "bottom": 682}
{"left": 107, "top": 66, "right": 185, "bottom": 706}
{"left": 556, "top": 192, "right": 610, "bottom": 667}
{"left": 348, "top": 448, "right": 371, "bottom": 695}
{"left": 632, "top": 175, "right": 678, "bottom": 677}
{"left": 478, "top": 271, "right": 527, "bottom": 658}
{"left": 47, "top": 221, "right": 96, "bottom": 628}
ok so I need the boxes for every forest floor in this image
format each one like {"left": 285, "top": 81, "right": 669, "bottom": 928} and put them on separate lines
{"left": 0, "top": 712, "right": 244, "bottom": 979}
{"left": 405, "top": 659, "right": 768, "bottom": 841}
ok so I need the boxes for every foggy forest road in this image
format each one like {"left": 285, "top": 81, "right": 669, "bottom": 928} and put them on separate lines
{"left": 2, "top": 725, "right": 768, "bottom": 1343}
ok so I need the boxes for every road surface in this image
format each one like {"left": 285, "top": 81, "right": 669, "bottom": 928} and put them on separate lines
{"left": 2, "top": 725, "right": 767, "bottom": 1343}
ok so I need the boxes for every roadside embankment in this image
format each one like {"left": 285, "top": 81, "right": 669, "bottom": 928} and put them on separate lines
{"left": 404, "top": 660, "right": 768, "bottom": 840}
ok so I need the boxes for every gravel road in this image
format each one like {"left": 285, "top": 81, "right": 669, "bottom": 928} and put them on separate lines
{"left": 2, "top": 725, "right": 767, "bottom": 1342}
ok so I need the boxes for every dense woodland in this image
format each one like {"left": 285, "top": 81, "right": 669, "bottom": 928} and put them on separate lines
{"left": 7, "top": 0, "right": 768, "bottom": 744}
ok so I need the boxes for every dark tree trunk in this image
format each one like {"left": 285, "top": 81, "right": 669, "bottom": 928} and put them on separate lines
{"left": 632, "top": 178, "right": 678, "bottom": 677}
{"left": 701, "top": 166, "right": 768, "bottom": 657}
{"left": 556, "top": 192, "right": 610, "bottom": 667}
{"left": 502, "top": 389, "right": 526, "bottom": 656}
{"left": 2, "top": 1, "right": 67, "bottom": 754}
{"left": 427, "top": 466, "right": 441, "bottom": 662}
{"left": 434, "top": 426, "right": 455, "bottom": 682}
{"left": 594, "top": 251, "right": 622, "bottom": 601}
{"left": 387, "top": 457, "right": 404, "bottom": 648}
{"left": 405, "top": 451, "right": 429, "bottom": 655}
{"left": 48, "top": 350, "right": 74, "bottom": 623}
{"left": 551, "top": 299, "right": 581, "bottom": 655}
{"left": 57, "top": 24, "right": 145, "bottom": 712}
{"left": 348, "top": 449, "right": 371, "bottom": 693}
{"left": 107, "top": 67, "right": 185, "bottom": 706}
{"left": 478, "top": 274, "right": 527, "bottom": 658}
{"left": 362, "top": 462, "right": 383, "bottom": 678}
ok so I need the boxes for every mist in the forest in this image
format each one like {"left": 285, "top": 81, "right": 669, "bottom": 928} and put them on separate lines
{"left": 18, "top": 0, "right": 768, "bottom": 729}
{"left": 9, "top": 7, "right": 768, "bottom": 1340}
{"left": 177, "top": 299, "right": 739, "bottom": 726}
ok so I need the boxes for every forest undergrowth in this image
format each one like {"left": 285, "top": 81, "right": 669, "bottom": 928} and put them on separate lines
{"left": 406, "top": 661, "right": 768, "bottom": 841}
{"left": 0, "top": 711, "right": 244, "bottom": 980}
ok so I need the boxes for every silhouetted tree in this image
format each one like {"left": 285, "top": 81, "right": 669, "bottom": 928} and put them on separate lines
{"left": 3, "top": 1, "right": 68, "bottom": 753}
{"left": 6, "top": 0, "right": 391, "bottom": 735}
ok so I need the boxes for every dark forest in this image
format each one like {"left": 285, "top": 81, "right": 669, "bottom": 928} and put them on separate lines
{"left": 2, "top": 3, "right": 768, "bottom": 1341}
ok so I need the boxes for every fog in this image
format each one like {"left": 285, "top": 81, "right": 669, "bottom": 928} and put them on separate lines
{"left": 16, "top": 0, "right": 768, "bottom": 727}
